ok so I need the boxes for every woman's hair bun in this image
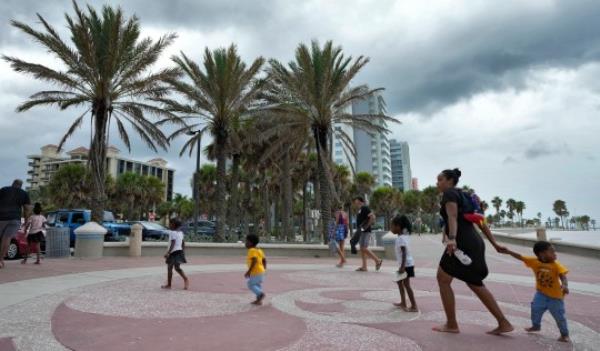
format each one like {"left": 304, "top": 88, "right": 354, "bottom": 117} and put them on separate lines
{"left": 453, "top": 168, "right": 462, "bottom": 178}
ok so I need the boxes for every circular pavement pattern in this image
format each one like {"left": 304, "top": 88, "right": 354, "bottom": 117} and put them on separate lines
{"left": 0, "top": 264, "right": 598, "bottom": 350}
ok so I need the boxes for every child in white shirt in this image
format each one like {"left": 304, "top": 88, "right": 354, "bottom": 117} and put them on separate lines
{"left": 161, "top": 218, "right": 189, "bottom": 290}
{"left": 391, "top": 215, "right": 418, "bottom": 312}
{"left": 23, "top": 203, "right": 46, "bottom": 264}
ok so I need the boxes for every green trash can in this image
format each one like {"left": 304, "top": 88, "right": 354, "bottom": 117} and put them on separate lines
{"left": 45, "top": 227, "right": 70, "bottom": 258}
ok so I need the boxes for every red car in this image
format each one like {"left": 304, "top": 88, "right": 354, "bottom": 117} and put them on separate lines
{"left": 4, "top": 227, "right": 44, "bottom": 260}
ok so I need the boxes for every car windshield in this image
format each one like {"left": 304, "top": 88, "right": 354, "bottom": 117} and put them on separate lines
{"left": 193, "top": 221, "right": 215, "bottom": 227}
{"left": 103, "top": 211, "right": 115, "bottom": 222}
{"left": 141, "top": 222, "right": 166, "bottom": 230}
{"left": 47, "top": 212, "right": 57, "bottom": 225}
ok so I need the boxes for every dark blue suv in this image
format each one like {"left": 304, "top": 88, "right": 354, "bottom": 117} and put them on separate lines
{"left": 47, "top": 209, "right": 131, "bottom": 246}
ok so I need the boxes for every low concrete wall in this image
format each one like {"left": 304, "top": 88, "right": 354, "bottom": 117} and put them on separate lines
{"left": 104, "top": 241, "right": 385, "bottom": 259}
{"left": 493, "top": 232, "right": 600, "bottom": 259}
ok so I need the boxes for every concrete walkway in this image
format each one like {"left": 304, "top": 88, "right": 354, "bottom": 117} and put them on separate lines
{"left": 0, "top": 235, "right": 599, "bottom": 350}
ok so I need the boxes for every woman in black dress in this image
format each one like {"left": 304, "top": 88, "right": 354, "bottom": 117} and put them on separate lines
{"left": 433, "top": 169, "right": 513, "bottom": 335}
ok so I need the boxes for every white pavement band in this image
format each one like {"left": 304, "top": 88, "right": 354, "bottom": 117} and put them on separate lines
{"left": 2, "top": 264, "right": 600, "bottom": 310}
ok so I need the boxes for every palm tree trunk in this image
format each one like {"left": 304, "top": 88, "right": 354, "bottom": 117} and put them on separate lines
{"left": 214, "top": 140, "right": 227, "bottom": 242}
{"left": 262, "top": 171, "right": 271, "bottom": 236}
{"left": 302, "top": 181, "right": 308, "bottom": 242}
{"left": 89, "top": 105, "right": 109, "bottom": 223}
{"left": 315, "top": 127, "right": 331, "bottom": 244}
{"left": 282, "top": 150, "right": 293, "bottom": 242}
{"left": 227, "top": 154, "right": 241, "bottom": 231}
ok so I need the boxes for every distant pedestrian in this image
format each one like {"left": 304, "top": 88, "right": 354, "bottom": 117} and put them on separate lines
{"left": 245, "top": 234, "right": 267, "bottom": 305}
{"left": 352, "top": 196, "right": 382, "bottom": 272}
{"left": 0, "top": 179, "right": 31, "bottom": 268}
{"left": 501, "top": 241, "right": 571, "bottom": 342}
{"left": 333, "top": 204, "right": 350, "bottom": 268}
{"left": 162, "top": 218, "right": 189, "bottom": 290}
{"left": 22, "top": 202, "right": 46, "bottom": 265}
{"left": 433, "top": 169, "right": 513, "bottom": 335}
{"left": 391, "top": 215, "right": 418, "bottom": 312}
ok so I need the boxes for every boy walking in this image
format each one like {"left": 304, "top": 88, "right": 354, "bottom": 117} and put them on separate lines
{"left": 501, "top": 241, "right": 570, "bottom": 342}
{"left": 245, "top": 234, "right": 267, "bottom": 305}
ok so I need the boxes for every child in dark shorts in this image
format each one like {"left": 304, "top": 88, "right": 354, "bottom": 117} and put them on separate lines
{"left": 391, "top": 215, "right": 418, "bottom": 312}
{"left": 162, "top": 218, "right": 189, "bottom": 290}
{"left": 23, "top": 203, "right": 46, "bottom": 265}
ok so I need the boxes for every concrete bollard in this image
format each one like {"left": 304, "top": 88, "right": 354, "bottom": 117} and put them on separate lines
{"left": 536, "top": 227, "right": 547, "bottom": 241}
{"left": 382, "top": 231, "right": 397, "bottom": 260}
{"left": 74, "top": 222, "right": 107, "bottom": 258}
{"left": 129, "top": 223, "right": 143, "bottom": 257}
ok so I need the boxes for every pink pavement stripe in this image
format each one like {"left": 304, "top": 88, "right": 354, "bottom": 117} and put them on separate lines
{"left": 185, "top": 270, "right": 324, "bottom": 294}
{"left": 52, "top": 302, "right": 306, "bottom": 351}
{"left": 364, "top": 320, "right": 574, "bottom": 351}
{"left": 296, "top": 300, "right": 346, "bottom": 313}
{"left": 0, "top": 337, "right": 16, "bottom": 351}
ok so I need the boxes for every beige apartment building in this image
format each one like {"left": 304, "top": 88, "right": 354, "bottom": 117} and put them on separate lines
{"left": 27, "top": 145, "right": 174, "bottom": 201}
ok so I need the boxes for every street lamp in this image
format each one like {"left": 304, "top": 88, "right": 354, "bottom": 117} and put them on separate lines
{"left": 186, "top": 130, "right": 202, "bottom": 237}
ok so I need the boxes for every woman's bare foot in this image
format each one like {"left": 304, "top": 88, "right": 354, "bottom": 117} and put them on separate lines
{"left": 183, "top": 279, "right": 189, "bottom": 290}
{"left": 393, "top": 302, "right": 406, "bottom": 309}
{"left": 34, "top": 260, "right": 40, "bottom": 265}
{"left": 558, "top": 335, "right": 570, "bottom": 343}
{"left": 404, "top": 306, "right": 419, "bottom": 313}
{"left": 486, "top": 319, "right": 514, "bottom": 335}
{"left": 161, "top": 285, "right": 171, "bottom": 289}
{"left": 432, "top": 324, "right": 460, "bottom": 334}
{"left": 524, "top": 326, "right": 541, "bottom": 333}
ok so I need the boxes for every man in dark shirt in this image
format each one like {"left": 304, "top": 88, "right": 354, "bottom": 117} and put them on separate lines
{"left": 0, "top": 179, "right": 31, "bottom": 267}
{"left": 352, "top": 196, "right": 383, "bottom": 272}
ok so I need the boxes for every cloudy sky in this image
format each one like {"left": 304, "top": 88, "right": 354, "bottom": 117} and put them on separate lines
{"left": 1, "top": 0, "right": 599, "bottom": 221}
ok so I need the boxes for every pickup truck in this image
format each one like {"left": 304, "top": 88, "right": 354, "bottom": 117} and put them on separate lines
{"left": 47, "top": 209, "right": 131, "bottom": 246}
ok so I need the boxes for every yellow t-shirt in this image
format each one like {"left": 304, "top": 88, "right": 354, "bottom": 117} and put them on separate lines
{"left": 522, "top": 256, "right": 569, "bottom": 299}
{"left": 246, "top": 247, "right": 266, "bottom": 276}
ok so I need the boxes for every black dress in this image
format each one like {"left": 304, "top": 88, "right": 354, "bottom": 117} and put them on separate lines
{"left": 439, "top": 188, "right": 488, "bottom": 286}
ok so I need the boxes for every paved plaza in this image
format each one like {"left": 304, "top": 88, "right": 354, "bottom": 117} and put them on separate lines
{"left": 1, "top": 235, "right": 599, "bottom": 351}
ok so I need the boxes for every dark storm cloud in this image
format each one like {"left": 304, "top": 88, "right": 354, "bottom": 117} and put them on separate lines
{"left": 524, "top": 141, "right": 571, "bottom": 160}
{"left": 4, "top": 1, "right": 600, "bottom": 114}
{"left": 373, "top": 1, "right": 600, "bottom": 114}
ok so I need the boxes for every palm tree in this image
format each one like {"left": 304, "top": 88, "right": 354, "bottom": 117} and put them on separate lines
{"left": 371, "top": 186, "right": 402, "bottom": 230}
{"left": 195, "top": 164, "right": 217, "bottom": 219}
{"left": 161, "top": 45, "right": 266, "bottom": 241}
{"left": 115, "top": 172, "right": 143, "bottom": 220}
{"left": 505, "top": 198, "right": 517, "bottom": 225}
{"left": 4, "top": 3, "right": 180, "bottom": 221}
{"left": 515, "top": 201, "right": 525, "bottom": 227}
{"left": 47, "top": 164, "right": 91, "bottom": 209}
{"left": 480, "top": 200, "right": 489, "bottom": 214}
{"left": 491, "top": 196, "right": 503, "bottom": 216}
{"left": 553, "top": 200, "right": 569, "bottom": 229}
{"left": 263, "top": 40, "right": 394, "bottom": 240}
{"left": 353, "top": 172, "right": 376, "bottom": 201}
{"left": 420, "top": 186, "right": 440, "bottom": 233}
{"left": 141, "top": 176, "right": 165, "bottom": 218}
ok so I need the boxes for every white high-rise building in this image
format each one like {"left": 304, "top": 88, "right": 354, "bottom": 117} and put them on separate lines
{"left": 351, "top": 95, "right": 392, "bottom": 188}
{"left": 26, "top": 145, "right": 175, "bottom": 201}
{"left": 390, "top": 139, "right": 412, "bottom": 192}
{"left": 332, "top": 105, "right": 356, "bottom": 172}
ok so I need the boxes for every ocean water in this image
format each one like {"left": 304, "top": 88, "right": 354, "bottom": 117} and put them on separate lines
{"left": 512, "top": 230, "right": 600, "bottom": 248}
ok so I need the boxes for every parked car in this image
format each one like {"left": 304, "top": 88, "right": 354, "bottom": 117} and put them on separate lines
{"left": 47, "top": 209, "right": 131, "bottom": 246}
{"left": 127, "top": 221, "right": 169, "bottom": 241}
{"left": 183, "top": 220, "right": 216, "bottom": 236}
{"left": 4, "top": 226, "right": 46, "bottom": 260}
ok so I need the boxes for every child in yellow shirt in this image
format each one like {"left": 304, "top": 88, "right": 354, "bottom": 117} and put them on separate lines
{"left": 502, "top": 241, "right": 570, "bottom": 342}
{"left": 244, "top": 234, "right": 267, "bottom": 305}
